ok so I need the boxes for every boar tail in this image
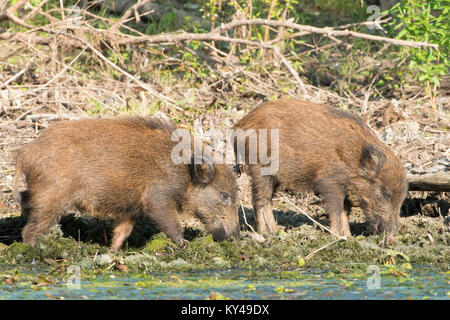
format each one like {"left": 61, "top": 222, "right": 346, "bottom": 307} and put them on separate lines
{"left": 12, "top": 156, "right": 24, "bottom": 203}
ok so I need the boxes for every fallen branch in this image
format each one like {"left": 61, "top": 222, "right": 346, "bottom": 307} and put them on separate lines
{"left": 1, "top": 4, "right": 439, "bottom": 52}
{"left": 335, "top": 17, "right": 392, "bottom": 30}
{"left": 117, "top": 30, "right": 273, "bottom": 47}
{"left": 407, "top": 172, "right": 450, "bottom": 192}
{"left": 2, "top": 0, "right": 34, "bottom": 29}
{"left": 15, "top": 49, "right": 86, "bottom": 99}
{"left": 109, "top": 0, "right": 152, "bottom": 32}
{"left": 212, "top": 19, "right": 439, "bottom": 49}
{"left": 0, "top": 30, "right": 83, "bottom": 48}
{"left": 26, "top": 113, "right": 83, "bottom": 121}
{"left": 15, "top": 105, "right": 44, "bottom": 121}
{"left": 0, "top": 4, "right": 439, "bottom": 104}
{"left": 272, "top": 47, "right": 307, "bottom": 95}
{"left": 116, "top": 18, "right": 438, "bottom": 50}
{"left": 22, "top": 0, "right": 52, "bottom": 22}
{"left": 0, "top": 57, "right": 36, "bottom": 88}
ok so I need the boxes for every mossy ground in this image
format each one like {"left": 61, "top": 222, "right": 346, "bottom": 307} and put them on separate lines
{"left": 0, "top": 206, "right": 448, "bottom": 290}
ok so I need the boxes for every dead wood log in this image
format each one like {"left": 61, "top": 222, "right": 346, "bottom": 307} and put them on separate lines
{"left": 407, "top": 172, "right": 450, "bottom": 192}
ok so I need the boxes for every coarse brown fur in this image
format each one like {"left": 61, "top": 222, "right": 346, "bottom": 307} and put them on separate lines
{"left": 233, "top": 98, "right": 407, "bottom": 244}
{"left": 14, "top": 116, "right": 239, "bottom": 251}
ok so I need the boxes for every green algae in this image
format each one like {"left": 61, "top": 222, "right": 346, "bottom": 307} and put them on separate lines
{"left": 1, "top": 266, "right": 447, "bottom": 300}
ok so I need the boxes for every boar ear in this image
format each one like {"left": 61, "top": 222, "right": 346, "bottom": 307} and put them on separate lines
{"left": 192, "top": 155, "right": 216, "bottom": 185}
{"left": 360, "top": 144, "right": 384, "bottom": 178}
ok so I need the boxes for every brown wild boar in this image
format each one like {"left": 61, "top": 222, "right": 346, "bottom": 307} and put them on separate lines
{"left": 13, "top": 116, "right": 239, "bottom": 251}
{"left": 233, "top": 98, "right": 407, "bottom": 244}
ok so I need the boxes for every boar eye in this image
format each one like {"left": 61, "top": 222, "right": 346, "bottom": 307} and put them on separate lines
{"left": 220, "top": 192, "right": 230, "bottom": 203}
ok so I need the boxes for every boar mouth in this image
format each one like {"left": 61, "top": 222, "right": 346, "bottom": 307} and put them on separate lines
{"left": 211, "top": 222, "right": 239, "bottom": 241}
{"left": 367, "top": 213, "right": 398, "bottom": 238}
{"left": 195, "top": 210, "right": 239, "bottom": 241}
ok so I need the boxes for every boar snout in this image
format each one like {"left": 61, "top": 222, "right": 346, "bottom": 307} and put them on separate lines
{"left": 211, "top": 220, "right": 240, "bottom": 241}
{"left": 368, "top": 212, "right": 399, "bottom": 245}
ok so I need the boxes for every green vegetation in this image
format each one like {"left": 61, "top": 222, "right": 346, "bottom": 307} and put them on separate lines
{"left": 1, "top": 0, "right": 447, "bottom": 116}
{"left": 386, "top": 0, "right": 449, "bottom": 102}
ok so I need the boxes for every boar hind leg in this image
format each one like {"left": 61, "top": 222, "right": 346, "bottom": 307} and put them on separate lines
{"left": 249, "top": 166, "right": 278, "bottom": 234}
{"left": 142, "top": 194, "right": 184, "bottom": 245}
{"left": 111, "top": 215, "right": 138, "bottom": 252}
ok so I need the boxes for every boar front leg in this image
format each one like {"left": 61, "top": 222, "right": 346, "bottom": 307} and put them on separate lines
{"left": 339, "top": 200, "right": 352, "bottom": 237}
{"left": 142, "top": 192, "right": 184, "bottom": 245}
{"left": 316, "top": 181, "right": 351, "bottom": 237}
{"left": 249, "top": 165, "right": 279, "bottom": 234}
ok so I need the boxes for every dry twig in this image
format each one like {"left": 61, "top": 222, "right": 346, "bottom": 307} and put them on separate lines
{"left": 59, "top": 32, "right": 179, "bottom": 108}
{"left": 281, "top": 192, "right": 345, "bottom": 240}
{"left": 304, "top": 237, "right": 342, "bottom": 261}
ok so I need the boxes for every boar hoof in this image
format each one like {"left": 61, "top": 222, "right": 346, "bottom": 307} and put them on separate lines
{"left": 257, "top": 221, "right": 279, "bottom": 234}
{"left": 180, "top": 239, "right": 189, "bottom": 250}
{"left": 248, "top": 232, "right": 266, "bottom": 243}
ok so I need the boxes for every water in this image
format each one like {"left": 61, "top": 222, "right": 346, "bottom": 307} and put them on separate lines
{"left": 0, "top": 267, "right": 448, "bottom": 300}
